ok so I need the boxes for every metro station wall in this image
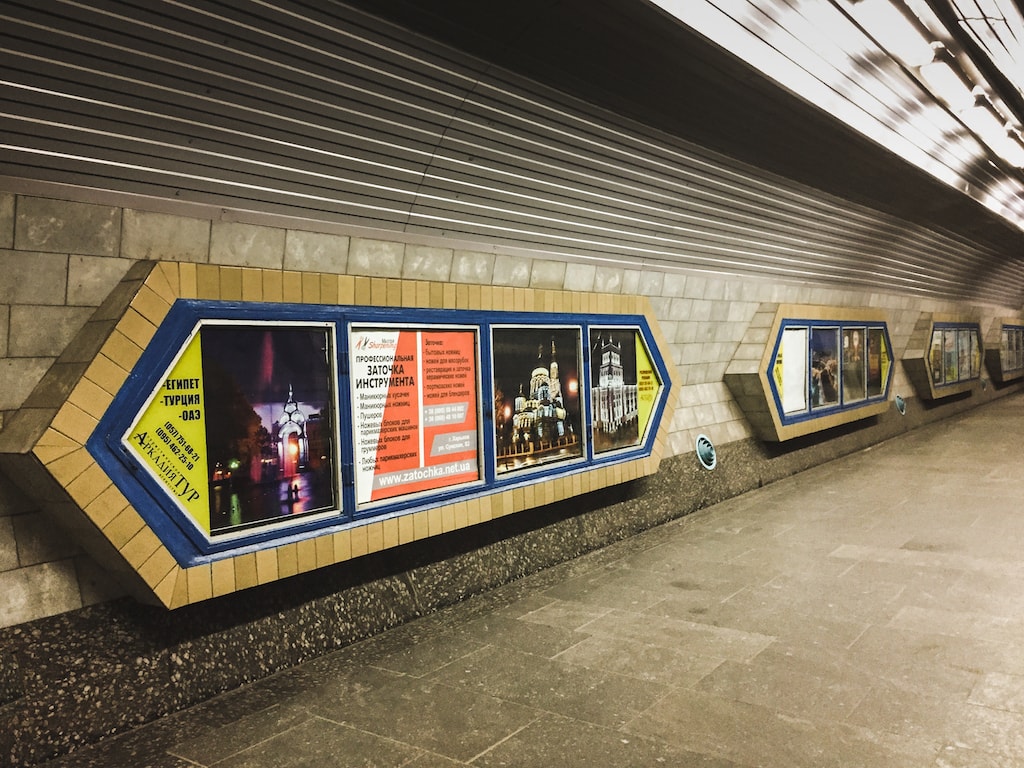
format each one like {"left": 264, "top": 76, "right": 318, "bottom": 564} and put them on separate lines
{"left": 0, "top": 187, "right": 1020, "bottom": 629}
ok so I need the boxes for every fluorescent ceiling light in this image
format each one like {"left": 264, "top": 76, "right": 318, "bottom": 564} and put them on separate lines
{"left": 846, "top": 0, "right": 935, "bottom": 67}
{"left": 918, "top": 58, "right": 975, "bottom": 110}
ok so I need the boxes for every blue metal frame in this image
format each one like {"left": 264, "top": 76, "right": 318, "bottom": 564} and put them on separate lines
{"left": 1001, "top": 324, "right": 1024, "bottom": 374}
{"left": 767, "top": 319, "right": 894, "bottom": 427}
{"left": 87, "top": 300, "right": 672, "bottom": 567}
{"left": 928, "top": 322, "right": 984, "bottom": 387}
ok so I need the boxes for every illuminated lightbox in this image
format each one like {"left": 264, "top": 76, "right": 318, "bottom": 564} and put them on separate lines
{"left": 89, "top": 300, "right": 671, "bottom": 566}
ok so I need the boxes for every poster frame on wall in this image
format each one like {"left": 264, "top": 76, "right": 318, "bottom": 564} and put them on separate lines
{"left": 927, "top": 322, "right": 983, "bottom": 387}
{"left": 118, "top": 318, "right": 345, "bottom": 549}
{"left": 86, "top": 300, "right": 672, "bottom": 565}
{"left": 490, "top": 323, "right": 587, "bottom": 479}
{"left": 766, "top": 318, "right": 893, "bottom": 427}
{"left": 347, "top": 322, "right": 485, "bottom": 514}
{"left": 587, "top": 325, "right": 666, "bottom": 458}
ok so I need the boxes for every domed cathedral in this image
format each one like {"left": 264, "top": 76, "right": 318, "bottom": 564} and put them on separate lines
{"left": 510, "top": 339, "right": 573, "bottom": 452}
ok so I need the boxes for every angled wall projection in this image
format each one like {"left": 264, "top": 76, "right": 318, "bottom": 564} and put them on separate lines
{"left": 724, "top": 304, "right": 894, "bottom": 441}
{"left": 0, "top": 262, "right": 674, "bottom": 608}
{"left": 903, "top": 313, "right": 984, "bottom": 399}
{"left": 984, "top": 318, "right": 1024, "bottom": 385}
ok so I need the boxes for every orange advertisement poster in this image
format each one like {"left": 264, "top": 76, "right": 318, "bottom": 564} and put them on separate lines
{"left": 351, "top": 327, "right": 480, "bottom": 504}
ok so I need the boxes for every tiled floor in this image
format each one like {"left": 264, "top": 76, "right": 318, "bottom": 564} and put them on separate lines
{"left": 45, "top": 393, "right": 1024, "bottom": 767}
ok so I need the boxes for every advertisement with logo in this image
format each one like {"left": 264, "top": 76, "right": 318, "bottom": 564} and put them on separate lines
{"left": 123, "top": 322, "right": 339, "bottom": 538}
{"left": 350, "top": 326, "right": 481, "bottom": 505}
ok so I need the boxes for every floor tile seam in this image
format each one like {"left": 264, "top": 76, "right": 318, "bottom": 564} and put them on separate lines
{"left": 463, "top": 716, "right": 541, "bottom": 764}
{"left": 683, "top": 682, "right": 942, "bottom": 761}
{"left": 693, "top": 673, "right": 877, "bottom": 730}
{"left": 620, "top": 686, "right": 821, "bottom": 766}
{"left": 288, "top": 714, "right": 469, "bottom": 766}
{"left": 828, "top": 544, "right": 1024, "bottom": 578}
{"left": 576, "top": 605, "right": 778, "bottom": 649}
{"left": 167, "top": 709, "right": 321, "bottom": 767}
{"left": 888, "top": 607, "right": 1024, "bottom": 640}
{"left": 548, "top": 632, "right": 732, "bottom": 690}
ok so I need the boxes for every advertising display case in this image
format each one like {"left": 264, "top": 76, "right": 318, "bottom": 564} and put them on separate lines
{"left": 725, "top": 304, "right": 894, "bottom": 441}
{"left": 984, "top": 318, "right": 1024, "bottom": 385}
{"left": 0, "top": 262, "right": 674, "bottom": 609}
{"left": 903, "top": 313, "right": 984, "bottom": 400}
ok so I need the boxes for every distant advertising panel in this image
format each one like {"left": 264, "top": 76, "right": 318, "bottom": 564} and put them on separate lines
{"left": 768, "top": 319, "right": 892, "bottom": 426}
{"left": 929, "top": 325, "right": 982, "bottom": 385}
{"left": 350, "top": 326, "right": 481, "bottom": 505}
{"left": 124, "top": 322, "right": 340, "bottom": 537}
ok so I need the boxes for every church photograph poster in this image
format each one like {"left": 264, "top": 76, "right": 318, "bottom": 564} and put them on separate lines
{"left": 349, "top": 325, "right": 481, "bottom": 506}
{"left": 491, "top": 326, "right": 584, "bottom": 474}
{"left": 198, "top": 323, "right": 340, "bottom": 535}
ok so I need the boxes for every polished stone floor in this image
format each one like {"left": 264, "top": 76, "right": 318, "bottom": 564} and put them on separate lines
{"left": 45, "top": 393, "right": 1024, "bottom": 767}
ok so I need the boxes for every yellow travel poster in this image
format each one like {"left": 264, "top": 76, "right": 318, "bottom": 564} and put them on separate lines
{"left": 635, "top": 332, "right": 659, "bottom": 444}
{"left": 124, "top": 333, "right": 211, "bottom": 533}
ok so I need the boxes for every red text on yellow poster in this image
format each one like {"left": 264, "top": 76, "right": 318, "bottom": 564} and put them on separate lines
{"left": 635, "top": 333, "right": 661, "bottom": 443}
{"left": 351, "top": 327, "right": 480, "bottom": 504}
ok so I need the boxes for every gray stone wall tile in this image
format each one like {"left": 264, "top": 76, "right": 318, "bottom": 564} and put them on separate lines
{"left": 667, "top": 298, "right": 693, "bottom": 321}
{"left": 0, "top": 251, "right": 68, "bottom": 305}
{"left": 74, "top": 553, "right": 125, "bottom": 607}
{"left": 15, "top": 197, "right": 120, "bottom": 256}
{"left": 709, "top": 302, "right": 731, "bottom": 322}
{"left": 284, "top": 229, "right": 349, "bottom": 273}
{"left": 703, "top": 278, "right": 727, "bottom": 301}
{"left": 0, "top": 193, "right": 13, "bottom": 250}
{"left": 12, "top": 511, "right": 80, "bottom": 566}
{"left": 0, "top": 517, "right": 16, "bottom": 571}
{"left": 646, "top": 296, "right": 670, "bottom": 319}
{"left": 67, "top": 255, "right": 134, "bottom": 307}
{"left": 563, "top": 262, "right": 595, "bottom": 293}
{"left": 451, "top": 250, "right": 495, "bottom": 285}
{"left": 0, "top": 560, "right": 82, "bottom": 627}
{"left": 593, "top": 266, "right": 624, "bottom": 294}
{"left": 210, "top": 221, "right": 286, "bottom": 268}
{"left": 403, "top": 245, "right": 453, "bottom": 282}
{"left": 348, "top": 238, "right": 404, "bottom": 277}
{"left": 0, "top": 358, "right": 54, "bottom": 410}
{"left": 8, "top": 306, "right": 94, "bottom": 357}
{"left": 622, "top": 269, "right": 641, "bottom": 295}
{"left": 122, "top": 209, "right": 210, "bottom": 262}
{"left": 689, "top": 300, "right": 713, "bottom": 322}
{"left": 0, "top": 306, "right": 7, "bottom": 358}
{"left": 638, "top": 270, "right": 663, "bottom": 296}
{"left": 529, "top": 260, "right": 565, "bottom": 289}
{"left": 492, "top": 254, "right": 530, "bottom": 287}
{"left": 662, "top": 273, "right": 687, "bottom": 297}
{"left": 0, "top": 474, "right": 33, "bottom": 518}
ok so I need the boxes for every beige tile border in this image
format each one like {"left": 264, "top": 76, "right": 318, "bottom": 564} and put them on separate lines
{"left": 725, "top": 303, "right": 893, "bottom": 441}
{"left": 30, "top": 261, "right": 677, "bottom": 609}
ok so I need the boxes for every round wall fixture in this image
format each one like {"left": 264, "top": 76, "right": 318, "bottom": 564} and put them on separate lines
{"left": 895, "top": 394, "right": 906, "bottom": 415}
{"left": 695, "top": 434, "right": 717, "bottom": 470}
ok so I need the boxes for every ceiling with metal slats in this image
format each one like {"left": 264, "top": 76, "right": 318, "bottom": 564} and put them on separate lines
{"left": 2, "top": 0, "right": 1024, "bottom": 305}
